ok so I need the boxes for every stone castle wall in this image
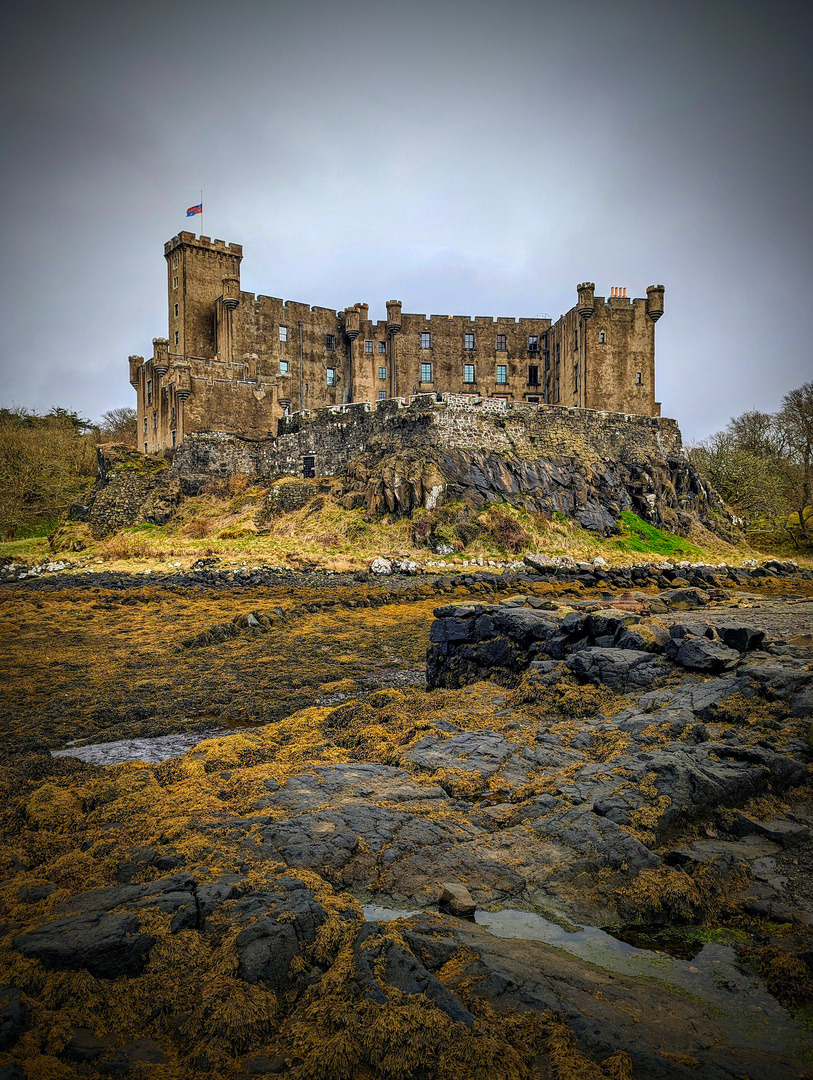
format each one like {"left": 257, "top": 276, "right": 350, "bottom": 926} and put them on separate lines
{"left": 131, "top": 234, "right": 663, "bottom": 455}
{"left": 171, "top": 395, "right": 683, "bottom": 486}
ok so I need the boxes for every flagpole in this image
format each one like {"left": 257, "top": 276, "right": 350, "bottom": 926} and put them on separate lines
{"left": 200, "top": 189, "right": 203, "bottom": 237}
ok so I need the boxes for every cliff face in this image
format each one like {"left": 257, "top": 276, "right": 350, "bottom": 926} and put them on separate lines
{"left": 84, "top": 397, "right": 738, "bottom": 540}
{"left": 338, "top": 443, "right": 729, "bottom": 537}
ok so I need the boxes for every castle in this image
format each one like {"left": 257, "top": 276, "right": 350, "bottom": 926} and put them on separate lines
{"left": 129, "top": 232, "right": 665, "bottom": 454}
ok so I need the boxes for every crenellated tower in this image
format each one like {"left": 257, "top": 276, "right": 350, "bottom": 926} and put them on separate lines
{"left": 164, "top": 232, "right": 243, "bottom": 360}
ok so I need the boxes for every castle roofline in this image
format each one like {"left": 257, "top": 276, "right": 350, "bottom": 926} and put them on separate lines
{"left": 164, "top": 232, "right": 243, "bottom": 257}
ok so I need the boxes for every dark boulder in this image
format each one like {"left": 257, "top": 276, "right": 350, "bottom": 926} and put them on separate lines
{"left": 352, "top": 922, "right": 474, "bottom": 1026}
{"left": 14, "top": 911, "right": 154, "bottom": 979}
{"left": 566, "top": 648, "right": 669, "bottom": 692}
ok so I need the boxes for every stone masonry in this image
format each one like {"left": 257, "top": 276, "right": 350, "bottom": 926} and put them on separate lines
{"left": 129, "top": 233, "right": 664, "bottom": 453}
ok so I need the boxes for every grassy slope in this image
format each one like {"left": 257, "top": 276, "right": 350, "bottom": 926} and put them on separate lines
{"left": 2, "top": 488, "right": 811, "bottom": 572}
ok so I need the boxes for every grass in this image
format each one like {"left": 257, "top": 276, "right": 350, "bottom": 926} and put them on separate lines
{"left": 3, "top": 488, "right": 811, "bottom": 573}
{"left": 608, "top": 512, "right": 705, "bottom": 559}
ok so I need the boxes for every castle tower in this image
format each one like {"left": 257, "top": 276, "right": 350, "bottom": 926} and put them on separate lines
{"left": 128, "top": 355, "right": 144, "bottom": 388}
{"left": 152, "top": 338, "right": 169, "bottom": 376}
{"left": 164, "top": 232, "right": 243, "bottom": 360}
{"left": 386, "top": 300, "right": 402, "bottom": 397}
{"left": 344, "top": 305, "right": 361, "bottom": 403}
{"left": 577, "top": 282, "right": 595, "bottom": 320}
{"left": 646, "top": 285, "right": 665, "bottom": 322}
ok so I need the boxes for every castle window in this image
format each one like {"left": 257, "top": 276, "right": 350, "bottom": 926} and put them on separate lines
{"left": 171, "top": 407, "right": 176, "bottom": 423}
{"left": 143, "top": 417, "right": 147, "bottom": 434}
{"left": 543, "top": 350, "right": 550, "bottom": 372}
{"left": 174, "top": 331, "right": 179, "bottom": 346}
{"left": 144, "top": 442, "right": 148, "bottom": 453}
{"left": 280, "top": 360, "right": 289, "bottom": 373}
{"left": 463, "top": 364, "right": 475, "bottom": 384}
{"left": 420, "top": 332, "right": 431, "bottom": 349}
{"left": 496, "top": 334, "right": 507, "bottom": 352}
{"left": 172, "top": 256, "right": 179, "bottom": 269}
{"left": 378, "top": 341, "right": 386, "bottom": 354}
{"left": 173, "top": 275, "right": 179, "bottom": 289}
{"left": 326, "top": 334, "right": 336, "bottom": 351}
{"left": 464, "top": 333, "right": 475, "bottom": 350}
{"left": 573, "top": 365, "right": 579, "bottom": 392}
{"left": 636, "top": 371, "right": 642, "bottom": 385}
{"left": 528, "top": 335, "right": 539, "bottom": 354}
{"left": 528, "top": 365, "right": 539, "bottom": 386}
{"left": 574, "top": 329, "right": 579, "bottom": 351}
{"left": 556, "top": 343, "right": 560, "bottom": 363}
{"left": 171, "top": 429, "right": 176, "bottom": 447}
{"left": 152, "top": 411, "right": 157, "bottom": 431}
{"left": 496, "top": 365, "right": 507, "bottom": 384}
{"left": 147, "top": 380, "right": 152, "bottom": 405}
{"left": 279, "top": 326, "right": 289, "bottom": 342}
{"left": 364, "top": 339, "right": 374, "bottom": 354}
{"left": 326, "top": 367, "right": 336, "bottom": 386}
{"left": 378, "top": 391, "right": 386, "bottom": 400}
{"left": 599, "top": 331, "right": 606, "bottom": 344}
{"left": 174, "top": 303, "right": 179, "bottom": 318}
{"left": 421, "top": 362, "right": 432, "bottom": 383}
{"left": 378, "top": 366, "right": 387, "bottom": 380}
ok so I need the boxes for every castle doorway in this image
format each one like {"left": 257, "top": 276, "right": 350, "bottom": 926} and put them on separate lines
{"left": 303, "top": 456, "right": 316, "bottom": 478}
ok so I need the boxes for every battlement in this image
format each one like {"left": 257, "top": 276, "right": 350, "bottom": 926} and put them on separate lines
{"left": 132, "top": 236, "right": 665, "bottom": 455}
{"left": 164, "top": 232, "right": 243, "bottom": 256}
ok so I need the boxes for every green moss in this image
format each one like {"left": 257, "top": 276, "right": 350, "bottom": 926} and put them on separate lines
{"left": 610, "top": 512, "right": 704, "bottom": 557}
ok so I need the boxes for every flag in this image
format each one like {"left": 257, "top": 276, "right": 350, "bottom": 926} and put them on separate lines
{"left": 186, "top": 203, "right": 203, "bottom": 217}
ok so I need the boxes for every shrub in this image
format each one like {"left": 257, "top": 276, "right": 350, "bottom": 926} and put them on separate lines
{"left": 484, "top": 507, "right": 530, "bottom": 553}
{"left": 184, "top": 517, "right": 213, "bottom": 538}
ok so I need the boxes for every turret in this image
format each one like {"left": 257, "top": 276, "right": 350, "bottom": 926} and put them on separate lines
{"left": 152, "top": 338, "right": 169, "bottom": 376}
{"left": 577, "top": 282, "right": 595, "bottom": 320}
{"left": 646, "top": 285, "right": 665, "bottom": 322}
{"left": 344, "top": 305, "right": 361, "bottom": 340}
{"left": 386, "top": 300, "right": 402, "bottom": 336}
{"left": 221, "top": 275, "right": 240, "bottom": 310}
{"left": 129, "top": 355, "right": 143, "bottom": 388}
{"left": 173, "top": 361, "right": 192, "bottom": 401}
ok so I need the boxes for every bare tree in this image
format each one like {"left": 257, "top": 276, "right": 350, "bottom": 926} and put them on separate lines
{"left": 776, "top": 381, "right": 813, "bottom": 539}
{"left": 98, "top": 407, "right": 138, "bottom": 446}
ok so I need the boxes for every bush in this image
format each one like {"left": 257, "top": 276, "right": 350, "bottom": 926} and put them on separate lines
{"left": 184, "top": 517, "right": 213, "bottom": 538}
{"left": 484, "top": 507, "right": 530, "bottom": 553}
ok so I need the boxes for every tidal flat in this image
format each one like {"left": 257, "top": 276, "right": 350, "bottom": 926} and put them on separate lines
{"left": 1, "top": 569, "right": 812, "bottom": 1079}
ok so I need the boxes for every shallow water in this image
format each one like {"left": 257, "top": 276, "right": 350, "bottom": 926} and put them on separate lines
{"left": 363, "top": 904, "right": 810, "bottom": 1060}
{"left": 51, "top": 728, "right": 226, "bottom": 766}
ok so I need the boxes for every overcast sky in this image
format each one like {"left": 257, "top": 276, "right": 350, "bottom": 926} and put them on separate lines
{"left": 1, "top": 0, "right": 810, "bottom": 442}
